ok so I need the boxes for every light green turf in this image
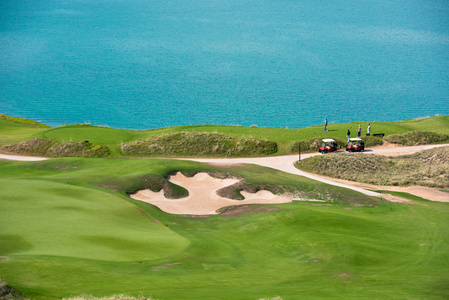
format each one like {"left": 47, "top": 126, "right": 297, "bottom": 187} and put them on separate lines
{"left": 1, "top": 115, "right": 448, "bottom": 156}
{"left": 0, "top": 119, "right": 48, "bottom": 146}
{"left": 0, "top": 158, "right": 449, "bottom": 299}
{"left": 0, "top": 178, "right": 189, "bottom": 261}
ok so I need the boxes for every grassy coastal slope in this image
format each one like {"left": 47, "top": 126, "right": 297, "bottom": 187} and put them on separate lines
{"left": 1, "top": 157, "right": 448, "bottom": 299}
{"left": 1, "top": 114, "right": 449, "bottom": 157}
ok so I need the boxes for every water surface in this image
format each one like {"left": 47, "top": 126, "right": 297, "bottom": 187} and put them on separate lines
{"left": 1, "top": 0, "right": 448, "bottom": 129}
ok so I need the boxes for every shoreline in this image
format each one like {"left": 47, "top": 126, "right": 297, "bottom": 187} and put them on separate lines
{"left": 2, "top": 113, "right": 447, "bottom": 132}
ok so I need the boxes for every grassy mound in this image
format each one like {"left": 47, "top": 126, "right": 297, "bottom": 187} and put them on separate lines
{"left": 121, "top": 173, "right": 189, "bottom": 199}
{"left": 0, "top": 114, "right": 49, "bottom": 128}
{"left": 121, "top": 132, "right": 277, "bottom": 157}
{"left": 1, "top": 138, "right": 109, "bottom": 157}
{"left": 297, "top": 146, "right": 449, "bottom": 187}
{"left": 385, "top": 130, "right": 449, "bottom": 146}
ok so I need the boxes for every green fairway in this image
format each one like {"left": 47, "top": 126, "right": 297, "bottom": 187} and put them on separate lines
{"left": 0, "top": 179, "right": 189, "bottom": 261}
{"left": 1, "top": 115, "right": 448, "bottom": 157}
{"left": 1, "top": 157, "right": 449, "bottom": 299}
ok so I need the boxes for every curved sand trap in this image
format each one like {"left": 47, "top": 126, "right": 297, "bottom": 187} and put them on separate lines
{"left": 130, "top": 172, "right": 292, "bottom": 215}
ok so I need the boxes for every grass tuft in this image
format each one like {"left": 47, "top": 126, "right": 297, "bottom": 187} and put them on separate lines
{"left": 1, "top": 138, "right": 109, "bottom": 157}
{"left": 385, "top": 131, "right": 449, "bottom": 146}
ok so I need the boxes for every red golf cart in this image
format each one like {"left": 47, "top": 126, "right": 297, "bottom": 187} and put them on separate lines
{"left": 346, "top": 138, "right": 365, "bottom": 152}
{"left": 319, "top": 139, "right": 338, "bottom": 154}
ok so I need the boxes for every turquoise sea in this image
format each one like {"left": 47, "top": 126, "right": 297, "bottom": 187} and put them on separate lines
{"left": 1, "top": 0, "right": 449, "bottom": 130}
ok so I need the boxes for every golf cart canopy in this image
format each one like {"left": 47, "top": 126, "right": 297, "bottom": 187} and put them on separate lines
{"left": 349, "top": 138, "right": 363, "bottom": 142}
{"left": 322, "top": 139, "right": 336, "bottom": 143}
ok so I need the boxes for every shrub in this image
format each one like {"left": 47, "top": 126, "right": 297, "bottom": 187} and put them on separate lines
{"left": 385, "top": 131, "right": 449, "bottom": 146}
{"left": 121, "top": 132, "right": 277, "bottom": 157}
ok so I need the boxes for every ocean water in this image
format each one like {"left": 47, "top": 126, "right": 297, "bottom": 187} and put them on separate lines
{"left": 1, "top": 0, "right": 449, "bottom": 130}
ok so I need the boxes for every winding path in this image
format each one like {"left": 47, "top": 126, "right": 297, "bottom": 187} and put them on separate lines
{"left": 1, "top": 143, "right": 448, "bottom": 202}
{"left": 183, "top": 144, "right": 449, "bottom": 201}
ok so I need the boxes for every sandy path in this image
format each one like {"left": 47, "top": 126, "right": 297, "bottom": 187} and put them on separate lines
{"left": 184, "top": 144, "right": 449, "bottom": 203}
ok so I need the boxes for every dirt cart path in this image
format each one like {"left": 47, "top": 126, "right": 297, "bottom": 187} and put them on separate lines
{"left": 184, "top": 144, "right": 449, "bottom": 202}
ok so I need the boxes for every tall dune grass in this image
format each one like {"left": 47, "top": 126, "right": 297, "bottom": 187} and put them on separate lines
{"left": 385, "top": 131, "right": 449, "bottom": 146}
{"left": 297, "top": 146, "right": 449, "bottom": 187}
{"left": 121, "top": 132, "right": 277, "bottom": 157}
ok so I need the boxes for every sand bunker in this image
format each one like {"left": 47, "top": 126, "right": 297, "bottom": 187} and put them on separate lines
{"left": 130, "top": 172, "right": 292, "bottom": 215}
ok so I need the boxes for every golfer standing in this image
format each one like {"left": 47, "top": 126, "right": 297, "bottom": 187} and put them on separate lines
{"left": 367, "top": 124, "right": 371, "bottom": 135}
{"left": 357, "top": 125, "right": 361, "bottom": 137}
{"left": 347, "top": 129, "right": 350, "bottom": 142}
{"left": 324, "top": 118, "right": 328, "bottom": 131}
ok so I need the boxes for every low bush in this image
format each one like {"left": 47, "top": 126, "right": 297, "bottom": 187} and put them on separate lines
{"left": 385, "top": 131, "right": 449, "bottom": 146}
{"left": 0, "top": 138, "right": 109, "bottom": 157}
{"left": 121, "top": 132, "right": 277, "bottom": 157}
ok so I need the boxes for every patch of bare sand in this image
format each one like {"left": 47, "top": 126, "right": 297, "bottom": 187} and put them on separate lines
{"left": 130, "top": 172, "right": 293, "bottom": 215}
{"left": 0, "top": 153, "right": 49, "bottom": 161}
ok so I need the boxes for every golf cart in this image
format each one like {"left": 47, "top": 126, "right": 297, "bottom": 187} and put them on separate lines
{"left": 319, "top": 139, "right": 338, "bottom": 154}
{"left": 346, "top": 138, "right": 365, "bottom": 152}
